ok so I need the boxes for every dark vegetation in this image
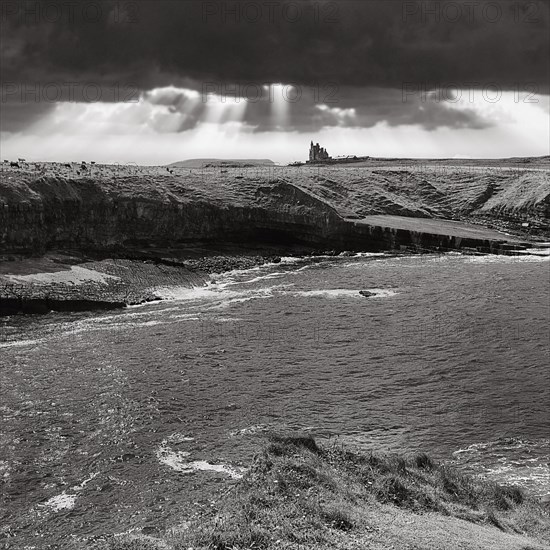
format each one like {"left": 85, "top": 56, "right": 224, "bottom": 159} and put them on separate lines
{"left": 100, "top": 435, "right": 550, "bottom": 550}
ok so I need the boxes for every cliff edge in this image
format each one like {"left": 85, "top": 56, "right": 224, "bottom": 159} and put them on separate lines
{"left": 98, "top": 435, "right": 550, "bottom": 550}
{"left": 2, "top": 163, "right": 545, "bottom": 256}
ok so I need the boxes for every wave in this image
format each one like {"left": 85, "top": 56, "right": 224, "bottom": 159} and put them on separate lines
{"left": 156, "top": 439, "right": 244, "bottom": 479}
{"left": 352, "top": 252, "right": 389, "bottom": 258}
{"left": 452, "top": 438, "right": 550, "bottom": 497}
{"left": 39, "top": 472, "right": 99, "bottom": 512}
{"left": 166, "top": 433, "right": 195, "bottom": 444}
{"left": 463, "top": 253, "right": 550, "bottom": 264}
{"left": 0, "top": 337, "right": 43, "bottom": 349}
{"left": 229, "top": 424, "right": 271, "bottom": 437}
{"left": 207, "top": 256, "right": 303, "bottom": 283}
{"left": 152, "top": 285, "right": 223, "bottom": 301}
{"left": 291, "top": 288, "right": 397, "bottom": 299}
{"left": 41, "top": 492, "right": 78, "bottom": 511}
{"left": 153, "top": 283, "right": 289, "bottom": 309}
{"left": 220, "top": 271, "right": 286, "bottom": 286}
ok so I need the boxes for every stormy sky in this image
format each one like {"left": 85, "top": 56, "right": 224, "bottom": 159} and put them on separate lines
{"left": 1, "top": 0, "right": 549, "bottom": 163}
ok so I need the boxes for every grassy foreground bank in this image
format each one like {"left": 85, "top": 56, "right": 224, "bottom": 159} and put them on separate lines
{"left": 102, "top": 436, "right": 550, "bottom": 550}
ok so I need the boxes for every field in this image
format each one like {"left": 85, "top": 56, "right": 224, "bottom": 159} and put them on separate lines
{"left": 2, "top": 157, "right": 548, "bottom": 237}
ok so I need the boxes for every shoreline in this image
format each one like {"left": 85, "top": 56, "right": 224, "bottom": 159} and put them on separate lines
{"left": 0, "top": 248, "right": 315, "bottom": 317}
{"left": 1, "top": 244, "right": 547, "bottom": 317}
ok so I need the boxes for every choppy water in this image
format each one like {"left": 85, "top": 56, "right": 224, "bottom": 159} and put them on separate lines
{"left": 1, "top": 252, "right": 549, "bottom": 547}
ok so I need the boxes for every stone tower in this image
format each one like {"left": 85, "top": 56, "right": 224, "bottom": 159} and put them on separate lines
{"left": 309, "top": 141, "right": 330, "bottom": 162}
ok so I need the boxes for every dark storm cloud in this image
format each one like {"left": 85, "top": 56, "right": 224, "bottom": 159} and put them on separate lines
{"left": 1, "top": 0, "right": 548, "bottom": 132}
{"left": 2, "top": 0, "right": 548, "bottom": 89}
{"left": 0, "top": 100, "right": 55, "bottom": 132}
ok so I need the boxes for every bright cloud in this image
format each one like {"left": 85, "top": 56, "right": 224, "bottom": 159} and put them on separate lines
{"left": 1, "top": 85, "right": 548, "bottom": 163}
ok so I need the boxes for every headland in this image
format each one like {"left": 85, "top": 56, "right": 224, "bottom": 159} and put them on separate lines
{"left": 1, "top": 158, "right": 548, "bottom": 315}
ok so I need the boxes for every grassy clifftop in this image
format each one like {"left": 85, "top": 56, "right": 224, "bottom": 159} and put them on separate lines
{"left": 102, "top": 436, "right": 550, "bottom": 550}
{"left": 1, "top": 162, "right": 549, "bottom": 256}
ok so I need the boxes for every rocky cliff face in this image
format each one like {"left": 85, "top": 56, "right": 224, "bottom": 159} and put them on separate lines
{"left": 297, "top": 168, "right": 550, "bottom": 227}
{"left": 0, "top": 172, "right": 349, "bottom": 254}
{"left": 1, "top": 164, "right": 545, "bottom": 256}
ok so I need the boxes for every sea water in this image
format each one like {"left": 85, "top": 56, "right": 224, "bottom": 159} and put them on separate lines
{"left": 1, "top": 252, "right": 549, "bottom": 546}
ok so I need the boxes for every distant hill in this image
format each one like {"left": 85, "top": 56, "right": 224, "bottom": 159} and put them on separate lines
{"left": 169, "top": 158, "right": 275, "bottom": 168}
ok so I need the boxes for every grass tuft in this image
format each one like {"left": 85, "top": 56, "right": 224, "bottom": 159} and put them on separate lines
{"left": 267, "top": 434, "right": 320, "bottom": 454}
{"left": 321, "top": 504, "right": 354, "bottom": 531}
{"left": 415, "top": 452, "right": 435, "bottom": 470}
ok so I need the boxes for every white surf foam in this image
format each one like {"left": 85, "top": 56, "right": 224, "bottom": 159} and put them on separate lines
{"left": 40, "top": 472, "right": 99, "bottom": 512}
{"left": 153, "top": 284, "right": 289, "bottom": 311}
{"left": 292, "top": 288, "right": 397, "bottom": 299}
{"left": 221, "top": 271, "right": 285, "bottom": 286}
{"left": 353, "top": 252, "right": 388, "bottom": 258}
{"left": 213, "top": 286, "right": 289, "bottom": 308}
{"left": 43, "top": 492, "right": 77, "bottom": 511}
{"left": 279, "top": 256, "right": 303, "bottom": 264}
{"left": 229, "top": 424, "right": 270, "bottom": 437}
{"left": 156, "top": 441, "right": 244, "bottom": 479}
{"left": 166, "top": 433, "right": 195, "bottom": 444}
{"left": 0, "top": 460, "right": 10, "bottom": 480}
{"left": 71, "top": 472, "right": 99, "bottom": 491}
{"left": 452, "top": 439, "right": 550, "bottom": 496}
{"left": 206, "top": 256, "right": 303, "bottom": 288}
{"left": 153, "top": 285, "right": 223, "bottom": 301}
{"left": 464, "top": 254, "right": 550, "bottom": 264}
{"left": 0, "top": 338, "right": 43, "bottom": 349}
{"left": 170, "top": 459, "right": 245, "bottom": 478}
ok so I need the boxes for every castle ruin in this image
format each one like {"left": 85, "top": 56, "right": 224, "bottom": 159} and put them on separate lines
{"left": 308, "top": 141, "right": 331, "bottom": 162}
